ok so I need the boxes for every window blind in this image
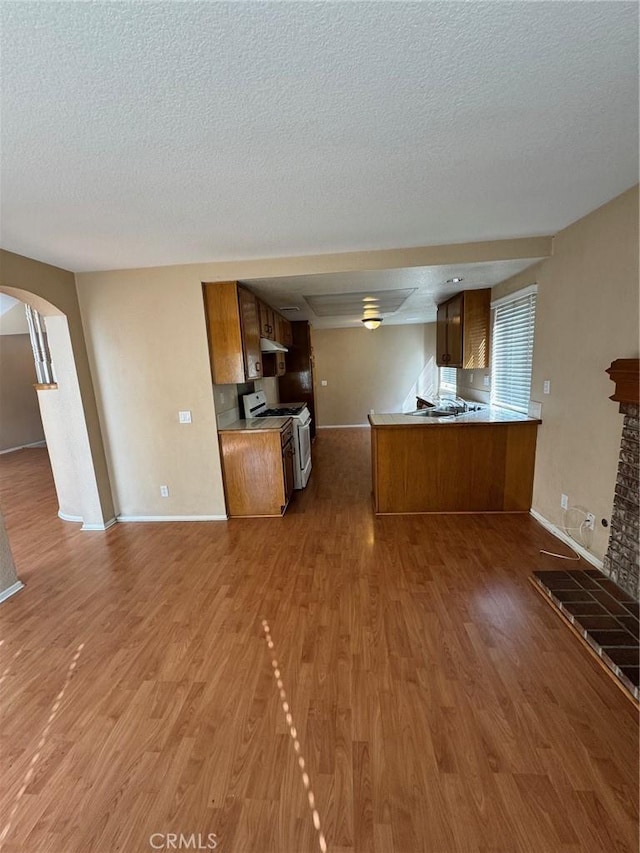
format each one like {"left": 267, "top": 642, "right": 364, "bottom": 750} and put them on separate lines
{"left": 439, "top": 366, "right": 457, "bottom": 392}
{"left": 490, "top": 289, "right": 537, "bottom": 413}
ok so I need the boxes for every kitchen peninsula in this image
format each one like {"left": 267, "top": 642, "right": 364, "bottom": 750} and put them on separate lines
{"left": 369, "top": 408, "right": 541, "bottom": 514}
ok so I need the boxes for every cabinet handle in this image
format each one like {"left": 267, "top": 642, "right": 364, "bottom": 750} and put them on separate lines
{"left": 255, "top": 362, "right": 261, "bottom": 372}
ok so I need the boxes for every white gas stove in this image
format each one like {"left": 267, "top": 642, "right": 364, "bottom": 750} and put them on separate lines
{"left": 242, "top": 391, "right": 312, "bottom": 489}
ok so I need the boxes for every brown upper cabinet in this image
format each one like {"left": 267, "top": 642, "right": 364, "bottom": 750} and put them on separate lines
{"left": 276, "top": 314, "right": 293, "bottom": 348}
{"left": 436, "top": 288, "right": 491, "bottom": 369}
{"left": 203, "top": 282, "right": 263, "bottom": 384}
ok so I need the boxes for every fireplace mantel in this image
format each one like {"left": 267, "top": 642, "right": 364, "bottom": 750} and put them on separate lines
{"left": 606, "top": 358, "right": 640, "bottom": 406}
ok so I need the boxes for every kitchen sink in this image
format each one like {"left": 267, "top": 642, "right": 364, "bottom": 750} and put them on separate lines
{"left": 409, "top": 409, "right": 456, "bottom": 418}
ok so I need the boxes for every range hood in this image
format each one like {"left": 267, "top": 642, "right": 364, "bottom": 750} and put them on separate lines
{"left": 260, "top": 337, "right": 288, "bottom": 353}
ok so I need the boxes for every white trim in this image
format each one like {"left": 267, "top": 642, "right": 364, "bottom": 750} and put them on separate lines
{"left": 82, "top": 517, "right": 117, "bottom": 531}
{"left": 530, "top": 509, "right": 604, "bottom": 570}
{"left": 58, "top": 510, "right": 83, "bottom": 523}
{"left": 491, "top": 283, "right": 538, "bottom": 309}
{"left": 0, "top": 440, "right": 46, "bottom": 455}
{"left": 317, "top": 424, "right": 369, "bottom": 429}
{"left": 116, "top": 514, "right": 228, "bottom": 522}
{"left": 0, "top": 580, "right": 25, "bottom": 604}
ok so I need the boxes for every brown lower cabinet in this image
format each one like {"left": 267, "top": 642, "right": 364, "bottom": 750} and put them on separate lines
{"left": 219, "top": 421, "right": 294, "bottom": 517}
{"left": 369, "top": 419, "right": 540, "bottom": 513}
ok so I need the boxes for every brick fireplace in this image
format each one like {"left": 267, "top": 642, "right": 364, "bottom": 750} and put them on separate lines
{"left": 603, "top": 359, "right": 639, "bottom": 599}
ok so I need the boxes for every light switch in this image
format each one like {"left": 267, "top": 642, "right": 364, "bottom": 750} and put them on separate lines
{"left": 483, "top": 375, "right": 490, "bottom": 388}
{"left": 321, "top": 380, "right": 328, "bottom": 387}
{"left": 543, "top": 380, "right": 551, "bottom": 395}
{"left": 179, "top": 410, "right": 192, "bottom": 423}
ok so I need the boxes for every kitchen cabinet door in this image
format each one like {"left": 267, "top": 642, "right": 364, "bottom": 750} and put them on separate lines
{"left": 261, "top": 352, "right": 286, "bottom": 378}
{"left": 281, "top": 318, "right": 293, "bottom": 347}
{"left": 435, "top": 289, "right": 489, "bottom": 368}
{"left": 238, "top": 287, "right": 263, "bottom": 380}
{"left": 462, "top": 289, "right": 491, "bottom": 369}
{"left": 218, "top": 425, "right": 294, "bottom": 517}
{"left": 282, "top": 439, "right": 295, "bottom": 506}
{"left": 445, "top": 293, "right": 463, "bottom": 368}
{"left": 259, "top": 301, "right": 275, "bottom": 339}
{"left": 436, "top": 301, "right": 449, "bottom": 366}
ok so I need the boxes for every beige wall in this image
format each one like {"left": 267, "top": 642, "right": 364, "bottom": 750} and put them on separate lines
{"left": 0, "top": 334, "right": 45, "bottom": 452}
{"left": 313, "top": 323, "right": 438, "bottom": 425}
{"left": 0, "top": 250, "right": 114, "bottom": 525}
{"left": 0, "top": 301, "right": 29, "bottom": 334}
{"left": 492, "top": 185, "right": 639, "bottom": 561}
{"left": 36, "top": 316, "right": 107, "bottom": 525}
{"left": 76, "top": 272, "right": 226, "bottom": 519}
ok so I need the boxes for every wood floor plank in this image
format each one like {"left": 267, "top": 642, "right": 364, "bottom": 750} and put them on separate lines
{"left": 0, "top": 436, "right": 638, "bottom": 852}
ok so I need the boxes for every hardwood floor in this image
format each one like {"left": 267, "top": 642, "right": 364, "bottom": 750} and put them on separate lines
{"left": 0, "top": 433, "right": 637, "bottom": 853}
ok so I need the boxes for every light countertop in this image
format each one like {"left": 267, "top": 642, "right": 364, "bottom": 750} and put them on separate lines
{"left": 218, "top": 416, "right": 293, "bottom": 433}
{"left": 368, "top": 408, "right": 541, "bottom": 428}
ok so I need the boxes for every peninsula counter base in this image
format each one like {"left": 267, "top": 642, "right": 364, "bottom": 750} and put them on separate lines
{"left": 370, "top": 419, "right": 539, "bottom": 514}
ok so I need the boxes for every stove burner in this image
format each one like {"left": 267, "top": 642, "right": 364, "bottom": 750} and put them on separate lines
{"left": 257, "top": 407, "right": 303, "bottom": 417}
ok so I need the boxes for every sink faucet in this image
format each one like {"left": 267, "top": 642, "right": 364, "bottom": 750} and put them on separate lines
{"left": 439, "top": 398, "right": 467, "bottom": 415}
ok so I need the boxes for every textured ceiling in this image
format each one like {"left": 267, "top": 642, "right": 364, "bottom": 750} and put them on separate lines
{"left": 244, "top": 257, "right": 541, "bottom": 327}
{"left": 1, "top": 2, "right": 638, "bottom": 272}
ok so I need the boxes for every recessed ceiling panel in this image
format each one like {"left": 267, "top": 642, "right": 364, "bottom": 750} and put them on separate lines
{"left": 304, "top": 288, "right": 417, "bottom": 317}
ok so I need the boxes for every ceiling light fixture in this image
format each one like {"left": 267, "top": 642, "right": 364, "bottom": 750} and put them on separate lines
{"left": 446, "top": 277, "right": 464, "bottom": 284}
{"left": 362, "top": 317, "right": 383, "bottom": 330}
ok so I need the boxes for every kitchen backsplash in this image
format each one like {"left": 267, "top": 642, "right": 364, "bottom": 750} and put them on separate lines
{"left": 213, "top": 377, "right": 280, "bottom": 428}
{"left": 456, "top": 368, "right": 491, "bottom": 404}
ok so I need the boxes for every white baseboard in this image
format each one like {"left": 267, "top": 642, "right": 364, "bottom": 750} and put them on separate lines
{"left": 116, "top": 514, "right": 228, "bottom": 523}
{"left": 0, "top": 441, "right": 46, "bottom": 455}
{"left": 317, "top": 424, "right": 369, "bottom": 429}
{"left": 59, "top": 512, "right": 118, "bottom": 530}
{"left": 82, "top": 517, "right": 117, "bottom": 531}
{"left": 530, "top": 509, "right": 604, "bottom": 570}
{"left": 58, "top": 510, "right": 83, "bottom": 523}
{"left": 0, "top": 580, "right": 25, "bottom": 604}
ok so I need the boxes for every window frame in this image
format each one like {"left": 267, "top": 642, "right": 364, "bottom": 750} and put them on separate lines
{"left": 439, "top": 366, "right": 457, "bottom": 394}
{"left": 490, "top": 284, "right": 537, "bottom": 414}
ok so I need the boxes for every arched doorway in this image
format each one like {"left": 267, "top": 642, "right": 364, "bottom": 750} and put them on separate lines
{"left": 0, "top": 285, "right": 115, "bottom": 530}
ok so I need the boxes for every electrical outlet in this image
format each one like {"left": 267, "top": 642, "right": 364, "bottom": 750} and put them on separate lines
{"left": 483, "top": 375, "right": 490, "bottom": 388}
{"left": 370, "top": 409, "right": 375, "bottom": 415}
{"left": 560, "top": 493, "right": 569, "bottom": 510}
{"left": 321, "top": 380, "right": 328, "bottom": 386}
{"left": 585, "top": 512, "right": 595, "bottom": 530}
{"left": 543, "top": 380, "right": 551, "bottom": 395}
{"left": 469, "top": 373, "right": 474, "bottom": 383}
{"left": 178, "top": 410, "right": 192, "bottom": 423}
{"left": 160, "top": 485, "right": 169, "bottom": 497}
